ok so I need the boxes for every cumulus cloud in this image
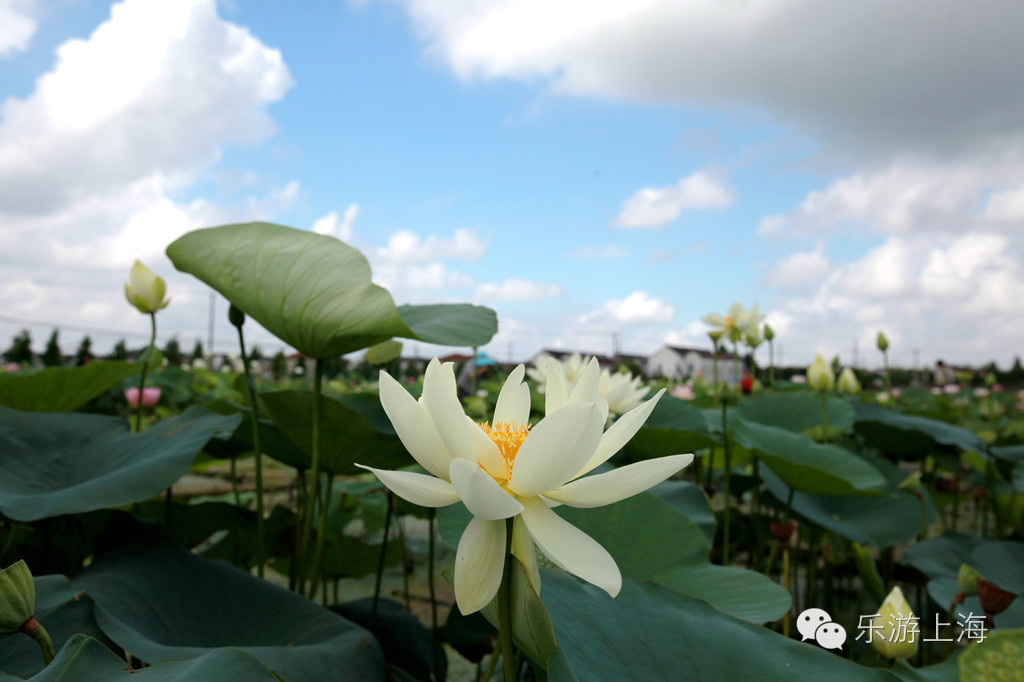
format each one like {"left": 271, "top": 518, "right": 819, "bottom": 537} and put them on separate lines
{"left": 473, "top": 278, "right": 562, "bottom": 302}
{"left": 764, "top": 242, "right": 830, "bottom": 290}
{"left": 374, "top": 227, "right": 487, "bottom": 266}
{"left": 394, "top": 0, "right": 1024, "bottom": 160}
{"left": 569, "top": 243, "right": 628, "bottom": 258}
{"left": 0, "top": 0, "right": 39, "bottom": 56}
{"left": 615, "top": 170, "right": 734, "bottom": 228}
{"left": 587, "top": 290, "right": 675, "bottom": 325}
{"left": 759, "top": 162, "right": 1019, "bottom": 237}
{"left": 0, "top": 0, "right": 292, "bottom": 215}
{"left": 0, "top": 0, "right": 296, "bottom": 355}
{"left": 313, "top": 204, "right": 360, "bottom": 242}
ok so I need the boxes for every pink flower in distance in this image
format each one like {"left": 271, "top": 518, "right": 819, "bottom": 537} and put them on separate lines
{"left": 125, "top": 386, "right": 161, "bottom": 408}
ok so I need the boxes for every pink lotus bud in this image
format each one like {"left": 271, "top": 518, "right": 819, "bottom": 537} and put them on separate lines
{"left": 124, "top": 386, "right": 162, "bottom": 408}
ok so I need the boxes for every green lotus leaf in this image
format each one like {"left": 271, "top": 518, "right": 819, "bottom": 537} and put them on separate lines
{"left": 72, "top": 537, "right": 383, "bottom": 681}
{"left": 542, "top": 572, "right": 895, "bottom": 681}
{"left": 166, "top": 222, "right": 496, "bottom": 357}
{"left": 623, "top": 396, "right": 717, "bottom": 461}
{"left": 730, "top": 418, "right": 888, "bottom": 495}
{"left": 0, "top": 407, "right": 241, "bottom": 522}
{"left": 854, "top": 402, "right": 984, "bottom": 456}
{"left": 23, "top": 634, "right": 284, "bottom": 681}
{"left": 736, "top": 391, "right": 855, "bottom": 434}
{"left": 257, "top": 389, "right": 410, "bottom": 474}
{"left": 0, "top": 361, "right": 143, "bottom": 412}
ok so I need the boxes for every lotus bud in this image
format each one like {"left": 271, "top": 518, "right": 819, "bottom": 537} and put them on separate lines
{"left": 807, "top": 354, "right": 835, "bottom": 392}
{"left": 763, "top": 324, "right": 774, "bottom": 341}
{"left": 876, "top": 331, "right": 889, "bottom": 352}
{"left": 898, "top": 471, "right": 922, "bottom": 495}
{"left": 124, "top": 260, "right": 170, "bottom": 314}
{"left": 228, "top": 304, "right": 246, "bottom": 328}
{"left": 0, "top": 560, "right": 54, "bottom": 665}
{"left": 0, "top": 560, "right": 34, "bottom": 636}
{"left": 956, "top": 564, "right": 985, "bottom": 603}
{"left": 870, "top": 586, "right": 918, "bottom": 660}
{"left": 837, "top": 367, "right": 861, "bottom": 395}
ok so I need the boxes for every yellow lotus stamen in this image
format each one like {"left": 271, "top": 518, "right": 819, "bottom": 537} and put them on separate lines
{"left": 478, "top": 421, "right": 531, "bottom": 476}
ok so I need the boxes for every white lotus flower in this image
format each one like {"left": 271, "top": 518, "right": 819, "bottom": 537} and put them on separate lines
{"left": 598, "top": 368, "right": 650, "bottom": 415}
{"left": 358, "top": 358, "right": 692, "bottom": 615}
{"left": 702, "top": 303, "right": 764, "bottom": 345}
{"left": 807, "top": 354, "right": 835, "bottom": 392}
{"left": 837, "top": 367, "right": 860, "bottom": 395}
{"left": 528, "top": 353, "right": 650, "bottom": 416}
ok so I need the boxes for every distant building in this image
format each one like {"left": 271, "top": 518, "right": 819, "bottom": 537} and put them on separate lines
{"left": 646, "top": 344, "right": 737, "bottom": 383}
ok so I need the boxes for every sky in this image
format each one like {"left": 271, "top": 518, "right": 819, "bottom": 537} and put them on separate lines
{"left": 1, "top": 0, "right": 1023, "bottom": 371}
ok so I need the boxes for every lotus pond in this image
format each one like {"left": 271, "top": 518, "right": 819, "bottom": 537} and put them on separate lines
{"left": 0, "top": 222, "right": 1022, "bottom": 681}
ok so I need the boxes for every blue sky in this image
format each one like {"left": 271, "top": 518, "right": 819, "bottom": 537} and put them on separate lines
{"left": 2, "top": 0, "right": 1023, "bottom": 370}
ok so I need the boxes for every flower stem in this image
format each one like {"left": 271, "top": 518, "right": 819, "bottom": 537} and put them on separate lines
{"left": 235, "top": 324, "right": 266, "bottom": 578}
{"left": 134, "top": 312, "right": 157, "bottom": 432}
{"left": 309, "top": 473, "right": 335, "bottom": 599}
{"left": 299, "top": 359, "right": 325, "bottom": 592}
{"left": 820, "top": 391, "right": 829, "bottom": 440}
{"left": 428, "top": 507, "right": 442, "bottom": 682}
{"left": 497, "top": 517, "right": 516, "bottom": 682}
{"left": 721, "top": 402, "right": 732, "bottom": 566}
{"left": 371, "top": 491, "right": 394, "bottom": 622}
{"left": 21, "top": 617, "right": 55, "bottom": 667}
{"left": 768, "top": 339, "right": 775, "bottom": 388}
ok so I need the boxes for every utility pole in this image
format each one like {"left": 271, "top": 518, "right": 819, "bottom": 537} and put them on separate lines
{"left": 852, "top": 337, "right": 859, "bottom": 368}
{"left": 508, "top": 341, "right": 514, "bottom": 364}
{"left": 612, "top": 332, "right": 620, "bottom": 359}
{"left": 913, "top": 347, "right": 920, "bottom": 386}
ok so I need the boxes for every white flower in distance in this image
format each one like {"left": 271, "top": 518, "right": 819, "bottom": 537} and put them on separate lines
{"left": 358, "top": 358, "right": 692, "bottom": 615}
{"left": 527, "top": 353, "right": 650, "bottom": 416}
{"left": 702, "top": 302, "right": 764, "bottom": 345}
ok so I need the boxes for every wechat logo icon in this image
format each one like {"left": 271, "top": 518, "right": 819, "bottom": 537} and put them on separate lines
{"left": 797, "top": 608, "right": 847, "bottom": 650}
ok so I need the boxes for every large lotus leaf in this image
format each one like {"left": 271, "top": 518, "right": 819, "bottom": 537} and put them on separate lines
{"left": 0, "top": 407, "right": 241, "bottom": 522}
{"left": 541, "top": 572, "right": 895, "bottom": 682}
{"left": 736, "top": 391, "right": 855, "bottom": 434}
{"left": 623, "top": 395, "right": 717, "bottom": 461}
{"left": 438, "top": 490, "right": 789, "bottom": 625}
{"left": 0, "top": 361, "right": 143, "bottom": 413}
{"left": 901, "top": 533, "right": 983, "bottom": 579}
{"left": 204, "top": 399, "right": 308, "bottom": 468}
{"left": 258, "top": 389, "right": 410, "bottom": 474}
{"left": 892, "top": 656, "right": 960, "bottom": 682}
{"left": 967, "top": 540, "right": 1024, "bottom": 594}
{"left": 23, "top": 635, "right": 283, "bottom": 681}
{"left": 331, "top": 597, "right": 444, "bottom": 682}
{"left": 556, "top": 492, "right": 789, "bottom": 624}
{"left": 0, "top": 576, "right": 113, "bottom": 679}
{"left": 731, "top": 417, "right": 888, "bottom": 495}
{"left": 394, "top": 303, "right": 497, "bottom": 348}
{"left": 648, "top": 479, "right": 716, "bottom": 545}
{"left": 72, "top": 537, "right": 383, "bottom": 681}
{"left": 854, "top": 402, "right": 984, "bottom": 456}
{"left": 762, "top": 468, "right": 933, "bottom": 547}
{"left": 166, "top": 222, "right": 496, "bottom": 357}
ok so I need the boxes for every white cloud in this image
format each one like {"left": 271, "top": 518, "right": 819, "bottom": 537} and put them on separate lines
{"left": 0, "top": 0, "right": 38, "bottom": 56}
{"left": 761, "top": 162, "right": 1014, "bottom": 237}
{"left": 569, "top": 243, "right": 628, "bottom": 259}
{"left": 615, "top": 170, "right": 734, "bottom": 228}
{"left": 838, "top": 238, "right": 913, "bottom": 297}
{"left": 394, "top": 0, "right": 1024, "bottom": 160}
{"left": 764, "top": 242, "right": 830, "bottom": 290}
{"left": 371, "top": 262, "right": 474, "bottom": 302}
{"left": 313, "top": 203, "right": 359, "bottom": 242}
{"left": 0, "top": 0, "right": 296, "bottom": 356}
{"left": 374, "top": 228, "right": 487, "bottom": 265}
{"left": 473, "top": 278, "right": 562, "bottom": 302}
{"left": 983, "top": 183, "right": 1024, "bottom": 221}
{"left": 0, "top": 0, "right": 292, "bottom": 215}
{"left": 590, "top": 290, "right": 675, "bottom": 325}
